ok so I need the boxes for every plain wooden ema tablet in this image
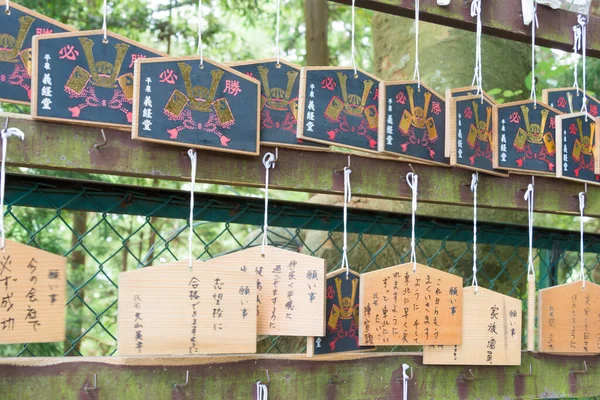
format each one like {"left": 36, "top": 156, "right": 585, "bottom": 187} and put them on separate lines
{"left": 493, "top": 100, "right": 562, "bottom": 176}
{"left": 378, "top": 81, "right": 449, "bottom": 166}
{"left": 118, "top": 261, "right": 257, "bottom": 356}
{"left": 307, "top": 268, "right": 374, "bottom": 356}
{"left": 131, "top": 56, "right": 261, "bottom": 155}
{"left": 31, "top": 30, "right": 167, "bottom": 130}
{"left": 0, "top": 239, "right": 66, "bottom": 344}
{"left": 423, "top": 286, "right": 522, "bottom": 365}
{"left": 445, "top": 86, "right": 484, "bottom": 158}
{"left": 446, "top": 91, "right": 508, "bottom": 177}
{"left": 0, "top": 1, "right": 75, "bottom": 105}
{"left": 543, "top": 87, "right": 600, "bottom": 117}
{"left": 359, "top": 262, "right": 462, "bottom": 346}
{"left": 297, "top": 67, "right": 382, "bottom": 154}
{"left": 555, "top": 112, "right": 600, "bottom": 184}
{"left": 538, "top": 280, "right": 600, "bottom": 354}
{"left": 201, "top": 246, "right": 326, "bottom": 337}
{"left": 228, "top": 59, "right": 329, "bottom": 151}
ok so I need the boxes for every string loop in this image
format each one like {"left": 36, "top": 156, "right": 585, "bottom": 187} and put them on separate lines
{"left": 524, "top": 182, "right": 535, "bottom": 277}
{"left": 573, "top": 24, "right": 582, "bottom": 93}
{"left": 578, "top": 14, "right": 588, "bottom": 117}
{"left": 0, "top": 127, "right": 25, "bottom": 251}
{"left": 275, "top": 0, "right": 281, "bottom": 65}
{"left": 579, "top": 191, "right": 586, "bottom": 288}
{"left": 341, "top": 167, "right": 352, "bottom": 279}
{"left": 5, "top": 0, "right": 10, "bottom": 13}
{"left": 406, "top": 172, "right": 418, "bottom": 273}
{"left": 261, "top": 152, "right": 276, "bottom": 255}
{"left": 187, "top": 149, "right": 197, "bottom": 271}
{"left": 529, "top": 3, "right": 539, "bottom": 106}
{"left": 402, "top": 364, "right": 410, "bottom": 400}
{"left": 102, "top": 0, "right": 108, "bottom": 42}
{"left": 350, "top": 0, "right": 357, "bottom": 77}
{"left": 471, "top": 172, "right": 478, "bottom": 292}
{"left": 197, "top": 0, "right": 204, "bottom": 67}
{"left": 470, "top": 0, "right": 483, "bottom": 100}
{"left": 413, "top": 0, "right": 421, "bottom": 89}
{"left": 256, "top": 381, "right": 268, "bottom": 400}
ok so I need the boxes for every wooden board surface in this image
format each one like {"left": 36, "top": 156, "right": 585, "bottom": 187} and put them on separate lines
{"left": 378, "top": 81, "right": 449, "bottom": 166}
{"left": 423, "top": 286, "right": 522, "bottom": 365}
{"left": 118, "top": 261, "right": 257, "bottom": 356}
{"left": 539, "top": 280, "right": 600, "bottom": 354}
{"left": 0, "top": 1, "right": 75, "bottom": 105}
{"left": 132, "top": 55, "right": 261, "bottom": 155}
{"left": 229, "top": 59, "right": 329, "bottom": 151}
{"left": 0, "top": 239, "right": 66, "bottom": 344}
{"left": 444, "top": 86, "right": 490, "bottom": 158}
{"left": 297, "top": 66, "right": 382, "bottom": 154}
{"left": 308, "top": 268, "right": 373, "bottom": 355}
{"left": 202, "top": 246, "right": 326, "bottom": 337}
{"left": 447, "top": 93, "right": 508, "bottom": 177}
{"left": 359, "top": 262, "right": 462, "bottom": 346}
{"left": 543, "top": 88, "right": 600, "bottom": 117}
{"left": 31, "top": 30, "right": 167, "bottom": 129}
{"left": 555, "top": 112, "right": 600, "bottom": 184}
{"left": 493, "top": 99, "right": 562, "bottom": 176}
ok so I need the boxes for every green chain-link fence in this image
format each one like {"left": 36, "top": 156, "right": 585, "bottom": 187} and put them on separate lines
{"left": 0, "top": 172, "right": 598, "bottom": 357}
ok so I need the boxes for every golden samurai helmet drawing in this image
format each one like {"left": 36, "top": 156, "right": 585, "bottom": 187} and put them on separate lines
{"left": 324, "top": 72, "right": 378, "bottom": 149}
{"left": 466, "top": 100, "right": 493, "bottom": 165}
{"left": 513, "top": 105, "right": 556, "bottom": 170}
{"left": 163, "top": 62, "right": 234, "bottom": 146}
{"left": 572, "top": 117, "right": 597, "bottom": 178}
{"left": 65, "top": 37, "right": 134, "bottom": 121}
{"left": 0, "top": 15, "right": 35, "bottom": 97}
{"left": 257, "top": 65, "right": 299, "bottom": 132}
{"left": 326, "top": 276, "right": 360, "bottom": 351}
{"left": 399, "top": 86, "right": 439, "bottom": 158}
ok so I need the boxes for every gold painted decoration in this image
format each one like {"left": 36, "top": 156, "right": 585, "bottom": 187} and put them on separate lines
{"left": 555, "top": 112, "right": 600, "bottom": 184}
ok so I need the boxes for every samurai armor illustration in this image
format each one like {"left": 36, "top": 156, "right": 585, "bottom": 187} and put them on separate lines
{"left": 325, "top": 95, "right": 345, "bottom": 122}
{"left": 213, "top": 97, "right": 235, "bottom": 127}
{"left": 165, "top": 89, "right": 189, "bottom": 118}
{"left": 66, "top": 66, "right": 92, "bottom": 95}
{"left": 118, "top": 73, "right": 135, "bottom": 100}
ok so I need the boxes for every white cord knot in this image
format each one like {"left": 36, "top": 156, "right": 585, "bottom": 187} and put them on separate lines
{"left": 406, "top": 172, "right": 418, "bottom": 273}
{"left": 1, "top": 128, "right": 25, "bottom": 141}
{"left": 261, "top": 152, "right": 277, "bottom": 255}
{"left": 529, "top": 4, "right": 539, "bottom": 105}
{"left": 402, "top": 364, "right": 410, "bottom": 400}
{"left": 256, "top": 381, "right": 268, "bottom": 400}
{"left": 342, "top": 167, "right": 352, "bottom": 278}
{"left": 0, "top": 126, "right": 25, "bottom": 251}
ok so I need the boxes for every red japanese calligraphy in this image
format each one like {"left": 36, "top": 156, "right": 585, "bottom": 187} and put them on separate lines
{"left": 58, "top": 45, "right": 79, "bottom": 61}
{"left": 321, "top": 77, "right": 337, "bottom": 91}
{"left": 159, "top": 69, "right": 178, "bottom": 84}
{"left": 223, "top": 80, "right": 242, "bottom": 96}
{"left": 509, "top": 111, "right": 521, "bottom": 124}
{"left": 129, "top": 54, "right": 146, "bottom": 68}
{"left": 395, "top": 91, "right": 407, "bottom": 104}
{"left": 556, "top": 96, "right": 567, "bottom": 109}
{"left": 463, "top": 106, "right": 473, "bottom": 119}
{"left": 431, "top": 101, "right": 442, "bottom": 116}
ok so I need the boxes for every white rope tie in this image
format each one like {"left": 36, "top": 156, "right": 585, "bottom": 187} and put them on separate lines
{"left": 573, "top": 24, "right": 582, "bottom": 93}
{"left": 578, "top": 14, "right": 587, "bottom": 118}
{"left": 0, "top": 127, "right": 25, "bottom": 251}
{"left": 275, "top": 0, "right": 281, "bottom": 65}
{"left": 579, "top": 191, "right": 586, "bottom": 288}
{"left": 341, "top": 167, "right": 352, "bottom": 279}
{"left": 406, "top": 172, "right": 418, "bottom": 273}
{"left": 470, "top": 0, "right": 483, "bottom": 101}
{"left": 187, "top": 149, "right": 197, "bottom": 271}
{"left": 471, "top": 173, "right": 478, "bottom": 292}
{"left": 102, "top": 0, "right": 108, "bottom": 42}
{"left": 412, "top": 0, "right": 421, "bottom": 89}
{"left": 529, "top": 3, "right": 539, "bottom": 106}
{"left": 5, "top": 0, "right": 9, "bottom": 13}
{"left": 524, "top": 182, "right": 535, "bottom": 278}
{"left": 261, "top": 153, "right": 276, "bottom": 255}
{"left": 350, "top": 0, "right": 357, "bottom": 77}
{"left": 256, "top": 381, "right": 268, "bottom": 400}
{"left": 197, "top": 0, "right": 204, "bottom": 67}
{"left": 402, "top": 364, "right": 410, "bottom": 400}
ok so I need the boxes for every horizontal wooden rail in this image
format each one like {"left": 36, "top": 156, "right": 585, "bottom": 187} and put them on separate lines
{"left": 329, "top": 0, "right": 600, "bottom": 58}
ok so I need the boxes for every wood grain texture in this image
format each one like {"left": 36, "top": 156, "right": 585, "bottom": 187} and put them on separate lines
{"left": 201, "top": 246, "right": 326, "bottom": 337}
{"left": 0, "top": 239, "right": 66, "bottom": 344}
{"left": 539, "top": 280, "right": 600, "bottom": 354}
{"left": 359, "top": 262, "right": 462, "bottom": 346}
{"left": 118, "top": 261, "right": 257, "bottom": 356}
{"left": 423, "top": 286, "right": 522, "bottom": 365}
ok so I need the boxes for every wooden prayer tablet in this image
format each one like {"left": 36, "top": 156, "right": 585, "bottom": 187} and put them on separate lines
{"left": 118, "top": 261, "right": 257, "bottom": 356}
{"left": 0, "top": 1, "right": 74, "bottom": 105}
{"left": 378, "top": 81, "right": 449, "bottom": 166}
{"left": 543, "top": 87, "right": 600, "bottom": 117}
{"left": 297, "top": 66, "right": 382, "bottom": 153}
{"left": 539, "top": 280, "right": 600, "bottom": 354}
{"left": 307, "top": 268, "right": 373, "bottom": 356}
{"left": 0, "top": 239, "right": 66, "bottom": 344}
{"left": 359, "top": 263, "right": 462, "bottom": 346}
{"left": 31, "top": 30, "right": 167, "bottom": 129}
{"left": 228, "top": 59, "right": 328, "bottom": 151}
{"left": 445, "top": 86, "right": 486, "bottom": 158}
{"left": 555, "top": 112, "right": 600, "bottom": 184}
{"left": 493, "top": 100, "right": 562, "bottom": 176}
{"left": 202, "top": 246, "right": 326, "bottom": 337}
{"left": 132, "top": 56, "right": 261, "bottom": 155}
{"left": 423, "top": 286, "right": 522, "bottom": 365}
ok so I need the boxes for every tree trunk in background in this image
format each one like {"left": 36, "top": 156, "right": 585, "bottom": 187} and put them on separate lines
{"left": 304, "top": 0, "right": 329, "bottom": 66}
{"left": 65, "top": 211, "right": 87, "bottom": 355}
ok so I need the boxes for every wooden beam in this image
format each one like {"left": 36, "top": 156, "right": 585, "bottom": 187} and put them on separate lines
{"left": 1, "top": 112, "right": 594, "bottom": 217}
{"left": 329, "top": 0, "right": 600, "bottom": 58}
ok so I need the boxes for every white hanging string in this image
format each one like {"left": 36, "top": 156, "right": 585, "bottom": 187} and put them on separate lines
{"left": 413, "top": 0, "right": 421, "bottom": 89}
{"left": 187, "top": 149, "right": 197, "bottom": 271}
{"left": 529, "top": 3, "right": 539, "bottom": 106}
{"left": 256, "top": 381, "right": 268, "bottom": 400}
{"left": 578, "top": 14, "right": 587, "bottom": 118}
{"left": 579, "top": 190, "right": 586, "bottom": 288}
{"left": 572, "top": 24, "right": 582, "bottom": 93}
{"left": 275, "top": 0, "right": 281, "bottom": 65}
{"left": 341, "top": 167, "right": 352, "bottom": 279}
{"left": 350, "top": 0, "right": 357, "bottom": 77}
{"left": 261, "top": 152, "right": 276, "bottom": 255}
{"left": 524, "top": 181, "right": 535, "bottom": 278}
{"left": 406, "top": 172, "right": 418, "bottom": 273}
{"left": 470, "top": 0, "right": 483, "bottom": 101}
{"left": 402, "top": 364, "right": 410, "bottom": 400}
{"left": 0, "top": 127, "right": 25, "bottom": 251}
{"left": 102, "top": 0, "right": 108, "bottom": 42}
{"left": 5, "top": 0, "right": 9, "bottom": 13}
{"left": 471, "top": 173, "right": 479, "bottom": 292}
{"left": 197, "top": 0, "right": 204, "bottom": 67}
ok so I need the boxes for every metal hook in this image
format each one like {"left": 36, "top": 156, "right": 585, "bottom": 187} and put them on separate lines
{"left": 395, "top": 366, "right": 414, "bottom": 383}
{"left": 328, "top": 372, "right": 345, "bottom": 385}
{"left": 83, "top": 374, "right": 98, "bottom": 392}
{"left": 262, "top": 149, "right": 278, "bottom": 170}
{"left": 408, "top": 163, "right": 415, "bottom": 174}
{"left": 515, "top": 364, "right": 533, "bottom": 377}
{"left": 458, "top": 369, "right": 476, "bottom": 381}
{"left": 335, "top": 155, "right": 351, "bottom": 174}
{"left": 2, "top": 116, "right": 9, "bottom": 133}
{"left": 93, "top": 129, "right": 108, "bottom": 149}
{"left": 173, "top": 370, "right": 190, "bottom": 388}
{"left": 571, "top": 361, "right": 588, "bottom": 375}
